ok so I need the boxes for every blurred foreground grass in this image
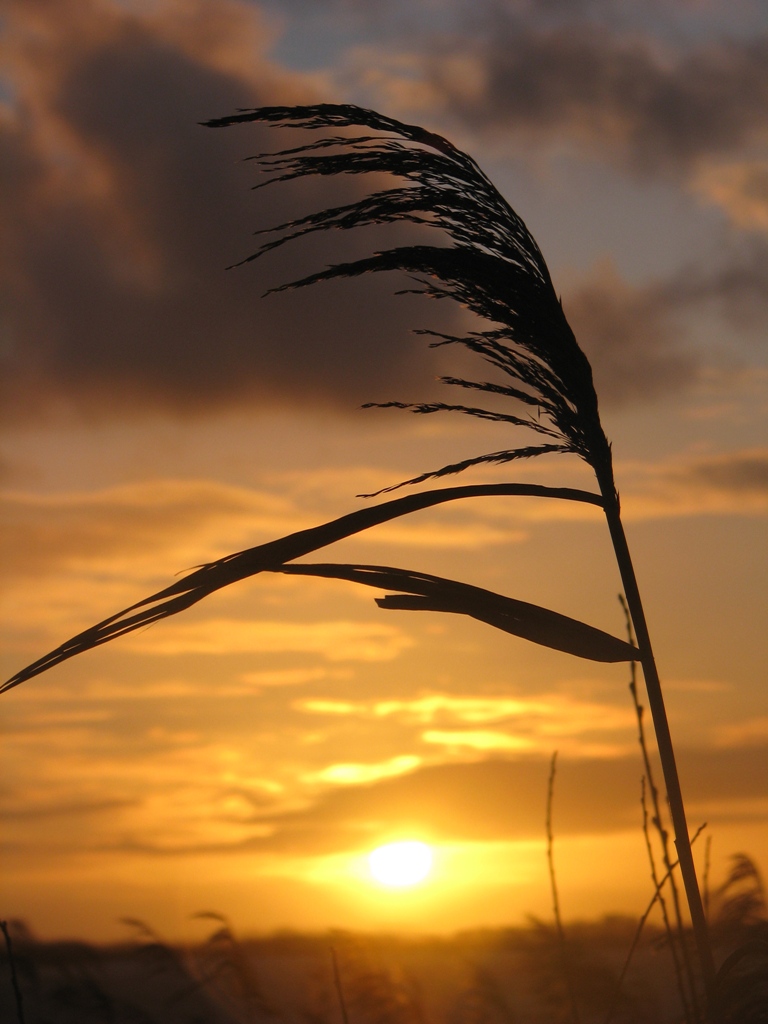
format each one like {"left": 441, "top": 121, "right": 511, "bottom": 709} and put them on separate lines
{"left": 2, "top": 876, "right": 767, "bottom": 1024}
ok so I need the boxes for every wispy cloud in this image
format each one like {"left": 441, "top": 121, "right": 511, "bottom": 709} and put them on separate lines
{"left": 1, "top": 475, "right": 526, "bottom": 602}
{"left": 421, "top": 730, "right": 535, "bottom": 752}
{"left": 563, "top": 260, "right": 699, "bottom": 406}
{"left": 693, "top": 160, "right": 768, "bottom": 232}
{"left": 715, "top": 717, "right": 768, "bottom": 748}
{"left": 126, "top": 618, "right": 414, "bottom": 661}
{"left": 303, "top": 754, "right": 421, "bottom": 786}
{"left": 620, "top": 447, "right": 768, "bottom": 519}
{"left": 237, "top": 667, "right": 347, "bottom": 688}
{"left": 235, "top": 745, "right": 768, "bottom": 854}
{"left": 1, "top": 479, "right": 307, "bottom": 579}
{"left": 295, "top": 691, "right": 636, "bottom": 759}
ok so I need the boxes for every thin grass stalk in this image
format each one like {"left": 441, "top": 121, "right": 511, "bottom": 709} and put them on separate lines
{"left": 641, "top": 778, "right": 695, "bottom": 1023}
{"left": 546, "top": 752, "right": 581, "bottom": 1024}
{"left": 621, "top": 595, "right": 698, "bottom": 1019}
{"left": 602, "top": 494, "right": 716, "bottom": 1007}
{"left": 331, "top": 946, "right": 351, "bottom": 1024}
{"left": 640, "top": 764, "right": 697, "bottom": 1023}
{"left": 0, "top": 921, "right": 25, "bottom": 1024}
{"left": 635, "top": 685, "right": 697, "bottom": 1009}
{"left": 704, "top": 836, "right": 712, "bottom": 924}
{"left": 604, "top": 823, "right": 708, "bottom": 1024}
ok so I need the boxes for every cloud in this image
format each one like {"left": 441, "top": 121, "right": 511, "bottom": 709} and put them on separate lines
{"left": 561, "top": 243, "right": 768, "bottom": 407}
{"left": 660, "top": 240, "right": 768, "bottom": 333}
{"left": 294, "top": 688, "right": 638, "bottom": 761}
{"left": 674, "top": 448, "right": 768, "bottom": 495}
{"left": 237, "top": 667, "right": 345, "bottom": 688}
{"left": 462, "top": 443, "right": 768, "bottom": 521}
{"left": 693, "top": 160, "right": 768, "bottom": 232}
{"left": 9, "top": 0, "right": 768, "bottom": 438}
{"left": 0, "top": 474, "right": 533, "bottom": 652}
{"left": 372, "top": 695, "right": 552, "bottom": 722}
{"left": 0, "top": 478, "right": 307, "bottom": 579}
{"left": 4, "top": 440, "right": 762, "bottom": 655}
{"left": 0, "top": 0, "right": 455, "bottom": 426}
{"left": 563, "top": 261, "right": 699, "bottom": 406}
{"left": 621, "top": 447, "right": 768, "bottom": 519}
{"left": 421, "top": 730, "right": 535, "bottom": 752}
{"left": 295, "top": 691, "right": 636, "bottom": 759}
{"left": 232, "top": 744, "right": 768, "bottom": 854}
{"left": 303, "top": 754, "right": 421, "bottom": 786}
{"left": 2, "top": 473, "right": 528, "bottom": 593}
{"left": 125, "top": 617, "right": 414, "bottom": 661}
{"left": 7, "top": 668, "right": 350, "bottom": 702}
{"left": 715, "top": 717, "right": 768, "bottom": 748}
{"left": 6, "top": 674, "right": 767, "bottom": 858}
{"left": 4, "top": 0, "right": 767, "bottom": 432}
{"left": 358, "top": 520, "right": 528, "bottom": 549}
{"left": 420, "top": 19, "right": 768, "bottom": 178}
{"left": 297, "top": 692, "right": 634, "bottom": 731}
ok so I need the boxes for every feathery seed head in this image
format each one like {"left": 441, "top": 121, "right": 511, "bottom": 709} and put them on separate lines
{"left": 205, "top": 103, "right": 615, "bottom": 493}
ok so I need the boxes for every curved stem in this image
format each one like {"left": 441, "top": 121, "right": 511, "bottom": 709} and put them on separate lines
{"left": 601, "top": 493, "right": 716, "bottom": 1008}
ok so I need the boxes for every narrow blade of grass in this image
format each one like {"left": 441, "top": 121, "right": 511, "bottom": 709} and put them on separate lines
{"left": 1, "top": 483, "right": 602, "bottom": 693}
{"left": 276, "top": 562, "right": 639, "bottom": 662}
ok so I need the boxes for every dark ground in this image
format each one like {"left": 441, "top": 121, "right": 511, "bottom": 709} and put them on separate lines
{"left": 3, "top": 914, "right": 758, "bottom": 1024}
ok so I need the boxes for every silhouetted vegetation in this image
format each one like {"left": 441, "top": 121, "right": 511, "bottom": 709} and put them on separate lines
{"left": 5, "top": 913, "right": 760, "bottom": 1024}
{"left": 4, "top": 104, "right": 763, "bottom": 1021}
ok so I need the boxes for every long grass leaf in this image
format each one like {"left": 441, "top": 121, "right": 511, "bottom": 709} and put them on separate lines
{"left": 274, "top": 562, "right": 637, "bottom": 662}
{"left": 2, "top": 483, "right": 601, "bottom": 692}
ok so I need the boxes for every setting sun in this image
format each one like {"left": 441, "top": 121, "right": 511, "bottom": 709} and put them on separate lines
{"left": 368, "top": 841, "right": 434, "bottom": 888}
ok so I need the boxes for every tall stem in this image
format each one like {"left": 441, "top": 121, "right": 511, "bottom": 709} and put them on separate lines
{"left": 600, "top": 489, "right": 716, "bottom": 1007}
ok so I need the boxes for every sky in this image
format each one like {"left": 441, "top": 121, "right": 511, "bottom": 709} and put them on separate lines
{"left": 1, "top": 0, "right": 767, "bottom": 944}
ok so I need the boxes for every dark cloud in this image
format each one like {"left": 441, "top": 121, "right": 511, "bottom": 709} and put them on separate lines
{"left": 676, "top": 449, "right": 768, "bottom": 496}
{"left": 117, "top": 743, "right": 768, "bottom": 856}
{"left": 257, "top": 757, "right": 642, "bottom": 852}
{"left": 0, "top": 0, "right": 447, "bottom": 426}
{"left": 425, "top": 20, "right": 768, "bottom": 177}
{"left": 253, "top": 745, "right": 768, "bottom": 854}
{"left": 2, "top": 0, "right": 765, "bottom": 426}
{"left": 561, "top": 237, "right": 768, "bottom": 406}
{"left": 563, "top": 264, "right": 698, "bottom": 406}
{"left": 659, "top": 240, "right": 768, "bottom": 333}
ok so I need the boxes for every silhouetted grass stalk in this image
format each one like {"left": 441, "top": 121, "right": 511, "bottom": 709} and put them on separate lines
{"left": 331, "top": 945, "right": 351, "bottom": 1024}
{"left": 605, "top": 823, "right": 707, "bottom": 1024}
{"left": 546, "top": 752, "right": 581, "bottom": 1024}
{"left": 704, "top": 836, "right": 712, "bottom": 924}
{"left": 621, "top": 594, "right": 700, "bottom": 1019}
{"left": 641, "top": 779, "right": 697, "bottom": 1023}
{"left": 1, "top": 920, "right": 25, "bottom": 1024}
{"left": 605, "top": 504, "right": 715, "bottom": 1004}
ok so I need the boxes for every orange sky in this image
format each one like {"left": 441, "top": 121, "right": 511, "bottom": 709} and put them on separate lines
{"left": 1, "top": 0, "right": 767, "bottom": 944}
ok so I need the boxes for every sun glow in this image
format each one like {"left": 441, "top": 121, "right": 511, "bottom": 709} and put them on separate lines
{"left": 368, "top": 841, "right": 433, "bottom": 888}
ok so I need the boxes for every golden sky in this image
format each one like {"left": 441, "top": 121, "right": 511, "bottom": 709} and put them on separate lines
{"left": 1, "top": 0, "right": 767, "bottom": 943}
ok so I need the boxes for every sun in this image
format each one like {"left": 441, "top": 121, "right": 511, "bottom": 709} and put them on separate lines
{"left": 368, "top": 841, "right": 433, "bottom": 888}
